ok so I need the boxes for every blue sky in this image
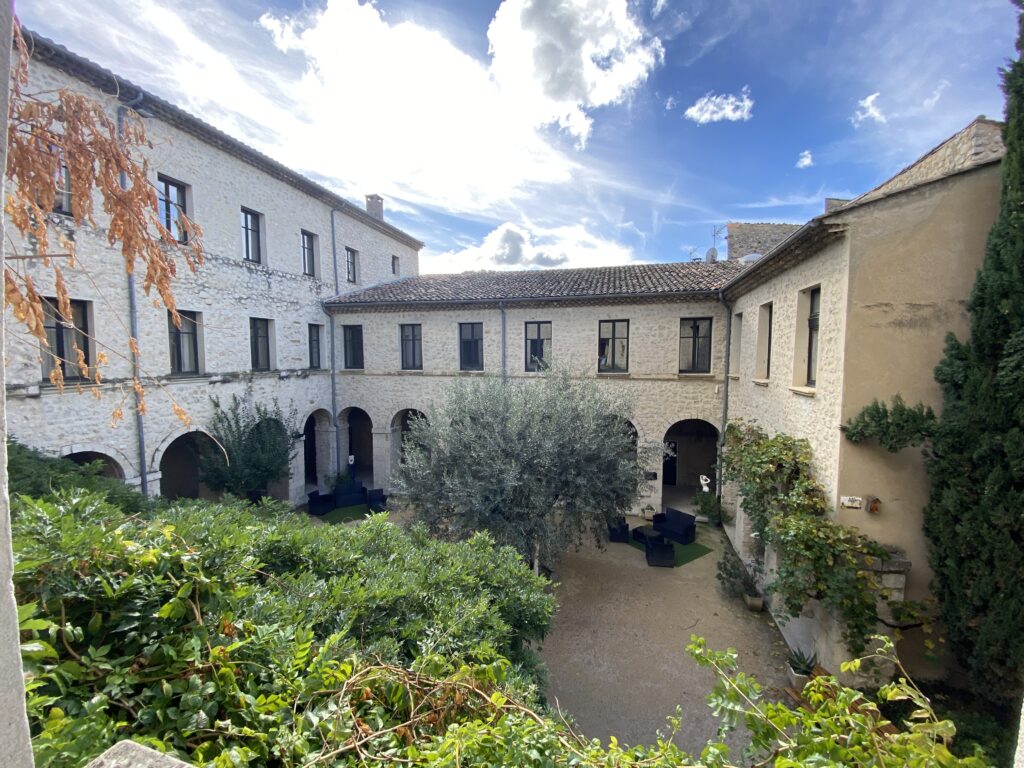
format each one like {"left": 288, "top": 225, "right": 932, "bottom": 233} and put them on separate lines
{"left": 20, "top": 0, "right": 1017, "bottom": 272}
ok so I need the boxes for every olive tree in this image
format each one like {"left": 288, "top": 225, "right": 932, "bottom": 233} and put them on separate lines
{"left": 394, "top": 367, "right": 660, "bottom": 569}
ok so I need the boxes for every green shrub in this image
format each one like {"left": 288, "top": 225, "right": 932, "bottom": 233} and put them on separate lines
{"left": 13, "top": 491, "right": 554, "bottom": 765}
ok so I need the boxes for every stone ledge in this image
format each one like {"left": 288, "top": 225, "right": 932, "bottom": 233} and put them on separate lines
{"left": 752, "top": 378, "right": 769, "bottom": 387}
{"left": 788, "top": 385, "right": 816, "bottom": 398}
{"left": 86, "top": 741, "right": 189, "bottom": 768}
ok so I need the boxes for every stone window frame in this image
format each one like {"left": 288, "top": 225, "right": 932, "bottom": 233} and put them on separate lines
{"left": 459, "top": 322, "right": 484, "bottom": 372}
{"left": 524, "top": 320, "right": 552, "bottom": 372}
{"left": 249, "top": 317, "right": 273, "bottom": 371}
{"left": 41, "top": 296, "right": 91, "bottom": 382}
{"left": 343, "top": 324, "right": 364, "bottom": 369}
{"left": 301, "top": 230, "right": 318, "bottom": 277}
{"left": 679, "top": 316, "right": 713, "bottom": 374}
{"left": 728, "top": 312, "right": 743, "bottom": 378}
{"left": 598, "top": 319, "right": 629, "bottom": 373}
{"left": 755, "top": 302, "right": 773, "bottom": 380}
{"left": 346, "top": 247, "right": 358, "bottom": 283}
{"left": 792, "top": 284, "right": 821, "bottom": 388}
{"left": 241, "top": 207, "right": 263, "bottom": 264}
{"left": 308, "top": 323, "right": 322, "bottom": 370}
{"left": 392, "top": 255, "right": 400, "bottom": 276}
{"left": 167, "top": 309, "right": 202, "bottom": 376}
{"left": 157, "top": 174, "right": 189, "bottom": 244}
{"left": 400, "top": 323, "right": 422, "bottom": 371}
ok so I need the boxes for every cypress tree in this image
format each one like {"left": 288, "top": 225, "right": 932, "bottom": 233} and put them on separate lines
{"left": 926, "top": 0, "right": 1024, "bottom": 701}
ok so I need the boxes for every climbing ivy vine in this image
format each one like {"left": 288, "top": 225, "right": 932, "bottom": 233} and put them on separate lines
{"left": 722, "top": 420, "right": 901, "bottom": 653}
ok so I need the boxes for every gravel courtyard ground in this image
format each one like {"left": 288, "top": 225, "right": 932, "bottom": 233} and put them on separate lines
{"left": 539, "top": 524, "right": 790, "bottom": 757}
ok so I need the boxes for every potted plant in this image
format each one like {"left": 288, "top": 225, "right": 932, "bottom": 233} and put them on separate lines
{"left": 787, "top": 648, "right": 817, "bottom": 690}
{"left": 716, "top": 534, "right": 764, "bottom": 610}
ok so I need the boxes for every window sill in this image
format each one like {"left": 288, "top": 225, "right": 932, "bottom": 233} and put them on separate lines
{"left": 728, "top": 374, "right": 739, "bottom": 380}
{"left": 459, "top": 370, "right": 485, "bottom": 375}
{"left": 752, "top": 378, "right": 770, "bottom": 387}
{"left": 165, "top": 372, "right": 210, "bottom": 382}
{"left": 789, "top": 385, "right": 816, "bottom": 398}
{"left": 398, "top": 369, "right": 424, "bottom": 374}
{"left": 676, "top": 372, "right": 714, "bottom": 379}
{"left": 596, "top": 371, "right": 630, "bottom": 377}
{"left": 341, "top": 368, "right": 365, "bottom": 374}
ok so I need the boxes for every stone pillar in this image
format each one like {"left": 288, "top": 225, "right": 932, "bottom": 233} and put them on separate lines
{"left": 0, "top": 3, "right": 36, "bottom": 763}
{"left": 337, "top": 415, "right": 351, "bottom": 479}
{"left": 371, "top": 428, "right": 391, "bottom": 491}
{"left": 287, "top": 435, "right": 307, "bottom": 506}
{"left": 315, "top": 424, "right": 337, "bottom": 490}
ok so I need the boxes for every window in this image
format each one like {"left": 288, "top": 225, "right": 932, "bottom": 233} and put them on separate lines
{"left": 301, "top": 230, "right": 317, "bottom": 276}
{"left": 241, "top": 207, "right": 262, "bottom": 263}
{"left": 459, "top": 322, "right": 483, "bottom": 371}
{"left": 401, "top": 324, "right": 422, "bottom": 370}
{"left": 343, "top": 324, "right": 364, "bottom": 369}
{"left": 53, "top": 160, "right": 72, "bottom": 215}
{"left": 756, "top": 302, "right": 773, "bottom": 379}
{"left": 346, "top": 247, "right": 358, "bottom": 283}
{"left": 157, "top": 175, "right": 188, "bottom": 243}
{"left": 679, "top": 317, "right": 712, "bottom": 373}
{"left": 729, "top": 313, "right": 743, "bottom": 375}
{"left": 598, "top": 320, "right": 629, "bottom": 373}
{"left": 250, "top": 317, "right": 271, "bottom": 371}
{"left": 392, "top": 255, "right": 400, "bottom": 276}
{"left": 525, "top": 321, "right": 552, "bottom": 371}
{"left": 806, "top": 288, "right": 820, "bottom": 386}
{"left": 41, "top": 298, "right": 89, "bottom": 381}
{"left": 308, "top": 323, "right": 322, "bottom": 370}
{"left": 168, "top": 310, "right": 200, "bottom": 375}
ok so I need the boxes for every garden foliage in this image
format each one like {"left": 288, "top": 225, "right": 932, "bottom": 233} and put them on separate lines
{"left": 12, "top": 449, "right": 991, "bottom": 766}
{"left": 198, "top": 394, "right": 297, "bottom": 499}
{"left": 722, "top": 421, "right": 894, "bottom": 653}
{"left": 394, "top": 367, "right": 660, "bottom": 567}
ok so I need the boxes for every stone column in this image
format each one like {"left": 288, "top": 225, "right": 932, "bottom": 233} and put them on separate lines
{"left": 0, "top": 5, "right": 36, "bottom": 763}
{"left": 287, "top": 434, "right": 307, "bottom": 506}
{"left": 371, "top": 428, "right": 391, "bottom": 491}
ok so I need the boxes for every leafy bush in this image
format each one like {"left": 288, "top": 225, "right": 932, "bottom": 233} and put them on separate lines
{"left": 715, "top": 532, "right": 760, "bottom": 598}
{"left": 694, "top": 490, "right": 728, "bottom": 525}
{"left": 198, "top": 393, "right": 297, "bottom": 499}
{"left": 7, "top": 439, "right": 154, "bottom": 515}
{"left": 13, "top": 491, "right": 553, "bottom": 766}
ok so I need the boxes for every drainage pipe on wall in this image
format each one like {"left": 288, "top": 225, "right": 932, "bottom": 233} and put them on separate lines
{"left": 118, "top": 93, "right": 149, "bottom": 495}
{"left": 328, "top": 209, "right": 343, "bottom": 478}
{"left": 499, "top": 301, "right": 507, "bottom": 379}
{"left": 716, "top": 292, "right": 733, "bottom": 499}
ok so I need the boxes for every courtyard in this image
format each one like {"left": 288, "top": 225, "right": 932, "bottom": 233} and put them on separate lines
{"left": 540, "top": 523, "right": 790, "bottom": 755}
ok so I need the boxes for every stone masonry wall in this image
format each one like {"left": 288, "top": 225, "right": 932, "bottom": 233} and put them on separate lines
{"left": 329, "top": 298, "right": 729, "bottom": 511}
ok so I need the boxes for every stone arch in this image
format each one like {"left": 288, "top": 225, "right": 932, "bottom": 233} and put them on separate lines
{"left": 60, "top": 445, "right": 128, "bottom": 480}
{"left": 389, "top": 408, "right": 427, "bottom": 484}
{"left": 157, "top": 429, "right": 219, "bottom": 501}
{"left": 302, "top": 408, "right": 334, "bottom": 489}
{"left": 661, "top": 418, "right": 719, "bottom": 511}
{"left": 338, "top": 406, "right": 374, "bottom": 485}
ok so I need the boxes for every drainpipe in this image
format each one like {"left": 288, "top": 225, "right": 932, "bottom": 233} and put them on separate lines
{"left": 717, "top": 291, "right": 733, "bottom": 499}
{"left": 328, "top": 209, "right": 342, "bottom": 478}
{"left": 499, "top": 301, "right": 507, "bottom": 379}
{"left": 118, "top": 93, "right": 148, "bottom": 495}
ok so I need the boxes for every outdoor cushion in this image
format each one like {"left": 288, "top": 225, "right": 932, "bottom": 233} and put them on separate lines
{"left": 653, "top": 507, "right": 696, "bottom": 545}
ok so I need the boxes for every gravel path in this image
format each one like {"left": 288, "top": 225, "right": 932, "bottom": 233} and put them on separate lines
{"left": 539, "top": 524, "right": 790, "bottom": 757}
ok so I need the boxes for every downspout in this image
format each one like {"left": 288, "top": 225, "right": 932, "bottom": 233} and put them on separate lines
{"left": 118, "top": 94, "right": 148, "bottom": 495}
{"left": 716, "top": 291, "right": 733, "bottom": 499}
{"left": 499, "top": 301, "right": 507, "bottom": 379}
{"left": 328, "top": 209, "right": 342, "bottom": 478}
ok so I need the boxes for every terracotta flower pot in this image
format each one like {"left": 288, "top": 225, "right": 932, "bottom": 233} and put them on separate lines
{"left": 743, "top": 593, "right": 764, "bottom": 612}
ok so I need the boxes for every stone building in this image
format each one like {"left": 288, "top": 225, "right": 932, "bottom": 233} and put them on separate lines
{"left": 4, "top": 32, "right": 422, "bottom": 506}
{"left": 4, "top": 32, "right": 1007, "bottom": 674}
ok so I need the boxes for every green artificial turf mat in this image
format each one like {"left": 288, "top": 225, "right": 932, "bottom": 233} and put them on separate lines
{"left": 626, "top": 537, "right": 713, "bottom": 567}
{"left": 318, "top": 504, "right": 370, "bottom": 525}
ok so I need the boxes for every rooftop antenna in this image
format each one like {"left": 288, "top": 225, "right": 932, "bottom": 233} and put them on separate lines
{"left": 705, "top": 224, "right": 725, "bottom": 263}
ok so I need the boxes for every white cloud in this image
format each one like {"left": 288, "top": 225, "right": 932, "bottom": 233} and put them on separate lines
{"left": 795, "top": 149, "right": 813, "bottom": 169}
{"left": 424, "top": 221, "right": 635, "bottom": 273}
{"left": 664, "top": 95, "right": 677, "bottom": 110}
{"left": 487, "top": 0, "right": 664, "bottom": 147}
{"left": 651, "top": 0, "right": 669, "bottom": 19}
{"left": 683, "top": 86, "right": 753, "bottom": 124}
{"left": 923, "top": 79, "right": 951, "bottom": 109}
{"left": 851, "top": 91, "right": 887, "bottom": 126}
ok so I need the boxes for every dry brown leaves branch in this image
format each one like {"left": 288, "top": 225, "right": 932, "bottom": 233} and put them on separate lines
{"left": 4, "top": 22, "right": 204, "bottom": 427}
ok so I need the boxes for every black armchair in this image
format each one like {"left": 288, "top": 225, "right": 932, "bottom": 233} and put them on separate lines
{"left": 608, "top": 516, "right": 630, "bottom": 543}
{"left": 653, "top": 507, "right": 696, "bottom": 545}
{"left": 645, "top": 538, "right": 675, "bottom": 567}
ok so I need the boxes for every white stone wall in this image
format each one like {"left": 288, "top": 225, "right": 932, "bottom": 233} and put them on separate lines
{"left": 4, "top": 58, "right": 419, "bottom": 506}
{"left": 329, "top": 299, "right": 729, "bottom": 507}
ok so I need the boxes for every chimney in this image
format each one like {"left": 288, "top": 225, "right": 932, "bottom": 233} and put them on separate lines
{"left": 365, "top": 194, "right": 384, "bottom": 221}
{"left": 824, "top": 197, "right": 851, "bottom": 213}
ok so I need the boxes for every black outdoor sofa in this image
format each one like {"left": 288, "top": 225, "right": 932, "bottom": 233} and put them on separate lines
{"left": 652, "top": 507, "right": 696, "bottom": 545}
